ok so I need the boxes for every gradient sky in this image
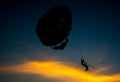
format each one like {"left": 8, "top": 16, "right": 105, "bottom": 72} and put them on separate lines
{"left": 1, "top": 0, "right": 120, "bottom": 82}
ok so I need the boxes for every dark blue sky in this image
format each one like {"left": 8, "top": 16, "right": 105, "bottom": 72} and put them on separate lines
{"left": 0, "top": 0, "right": 120, "bottom": 82}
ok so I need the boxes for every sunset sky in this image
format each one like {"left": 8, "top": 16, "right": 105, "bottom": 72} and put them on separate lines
{"left": 1, "top": 0, "right": 120, "bottom": 82}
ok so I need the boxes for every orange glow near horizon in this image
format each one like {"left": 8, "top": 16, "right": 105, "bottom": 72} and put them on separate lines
{"left": 0, "top": 61, "right": 120, "bottom": 82}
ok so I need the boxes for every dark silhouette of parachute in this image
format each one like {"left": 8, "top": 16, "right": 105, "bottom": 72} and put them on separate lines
{"left": 36, "top": 5, "right": 72, "bottom": 50}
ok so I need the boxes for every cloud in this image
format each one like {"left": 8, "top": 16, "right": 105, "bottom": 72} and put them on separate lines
{"left": 0, "top": 61, "right": 120, "bottom": 82}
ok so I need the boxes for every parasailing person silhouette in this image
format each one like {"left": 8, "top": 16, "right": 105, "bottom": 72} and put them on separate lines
{"left": 68, "top": 41, "right": 95, "bottom": 71}
{"left": 36, "top": 5, "right": 95, "bottom": 71}
{"left": 77, "top": 42, "right": 95, "bottom": 71}
{"left": 80, "top": 54, "right": 95, "bottom": 71}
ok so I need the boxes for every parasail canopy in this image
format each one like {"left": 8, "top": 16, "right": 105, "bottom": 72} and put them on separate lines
{"left": 36, "top": 5, "right": 72, "bottom": 50}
